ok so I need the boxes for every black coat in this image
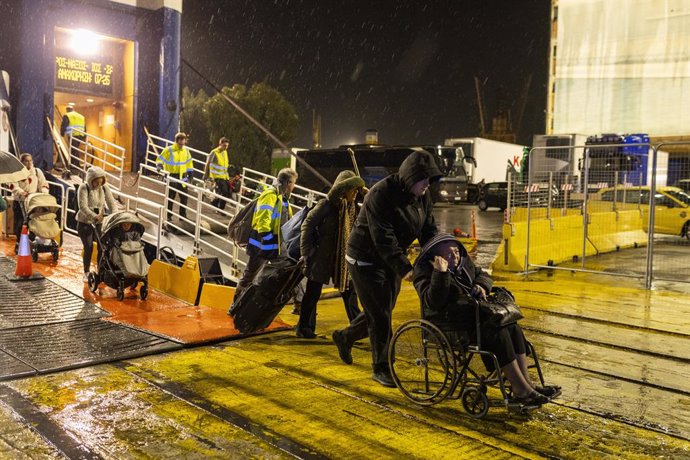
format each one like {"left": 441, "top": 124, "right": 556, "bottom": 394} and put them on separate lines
{"left": 413, "top": 244, "right": 493, "bottom": 329}
{"left": 347, "top": 150, "right": 442, "bottom": 276}
{"left": 300, "top": 199, "right": 338, "bottom": 284}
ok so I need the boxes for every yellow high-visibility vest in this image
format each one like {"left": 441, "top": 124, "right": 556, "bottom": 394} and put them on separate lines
{"left": 156, "top": 144, "right": 193, "bottom": 178}
{"left": 208, "top": 148, "right": 229, "bottom": 180}
{"left": 65, "top": 111, "right": 86, "bottom": 137}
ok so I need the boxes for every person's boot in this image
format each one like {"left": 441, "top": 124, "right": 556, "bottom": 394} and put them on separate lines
{"left": 296, "top": 327, "right": 316, "bottom": 339}
{"left": 372, "top": 368, "right": 395, "bottom": 388}
{"left": 332, "top": 329, "right": 353, "bottom": 364}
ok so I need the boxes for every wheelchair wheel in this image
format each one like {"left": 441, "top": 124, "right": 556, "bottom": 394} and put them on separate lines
{"left": 389, "top": 319, "right": 457, "bottom": 406}
{"left": 461, "top": 387, "right": 489, "bottom": 419}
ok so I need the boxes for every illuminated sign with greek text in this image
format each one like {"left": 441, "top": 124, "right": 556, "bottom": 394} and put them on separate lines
{"left": 55, "top": 52, "right": 115, "bottom": 96}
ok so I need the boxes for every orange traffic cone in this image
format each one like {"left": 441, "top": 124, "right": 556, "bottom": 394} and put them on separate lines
{"left": 9, "top": 225, "right": 43, "bottom": 281}
{"left": 471, "top": 209, "right": 477, "bottom": 240}
{"left": 15, "top": 225, "right": 33, "bottom": 277}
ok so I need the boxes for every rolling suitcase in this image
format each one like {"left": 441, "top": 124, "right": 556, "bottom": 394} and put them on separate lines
{"left": 230, "top": 257, "right": 304, "bottom": 334}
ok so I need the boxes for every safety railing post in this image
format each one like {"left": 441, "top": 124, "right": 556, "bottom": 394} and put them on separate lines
{"left": 156, "top": 205, "right": 164, "bottom": 260}
{"left": 163, "top": 174, "right": 170, "bottom": 223}
{"left": 581, "top": 145, "right": 590, "bottom": 269}
{"left": 194, "top": 187, "right": 203, "bottom": 255}
{"left": 547, "top": 171, "right": 553, "bottom": 220}
{"left": 645, "top": 146, "right": 658, "bottom": 289}
{"left": 522, "top": 169, "right": 532, "bottom": 272}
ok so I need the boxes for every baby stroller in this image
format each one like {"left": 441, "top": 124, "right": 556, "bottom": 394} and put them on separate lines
{"left": 22, "top": 193, "right": 62, "bottom": 261}
{"left": 87, "top": 211, "right": 150, "bottom": 301}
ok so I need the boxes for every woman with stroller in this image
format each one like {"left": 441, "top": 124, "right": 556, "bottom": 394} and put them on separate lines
{"left": 296, "top": 170, "right": 365, "bottom": 338}
{"left": 413, "top": 233, "right": 560, "bottom": 406}
{"left": 76, "top": 166, "right": 117, "bottom": 281}
{"left": 10, "top": 153, "right": 49, "bottom": 251}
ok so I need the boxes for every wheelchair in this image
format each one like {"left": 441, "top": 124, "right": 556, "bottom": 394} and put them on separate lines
{"left": 388, "top": 303, "right": 548, "bottom": 418}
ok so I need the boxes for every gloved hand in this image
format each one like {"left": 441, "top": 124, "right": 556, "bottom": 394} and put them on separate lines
{"left": 156, "top": 163, "right": 163, "bottom": 173}
{"left": 186, "top": 169, "right": 194, "bottom": 181}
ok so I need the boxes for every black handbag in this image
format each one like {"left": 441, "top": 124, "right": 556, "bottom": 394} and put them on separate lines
{"left": 478, "top": 287, "right": 523, "bottom": 327}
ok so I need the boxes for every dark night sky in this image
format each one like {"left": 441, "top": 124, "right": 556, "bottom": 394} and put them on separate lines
{"left": 181, "top": 0, "right": 550, "bottom": 149}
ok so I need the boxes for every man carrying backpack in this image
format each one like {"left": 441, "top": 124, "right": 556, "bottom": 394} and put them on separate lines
{"left": 231, "top": 168, "right": 298, "bottom": 305}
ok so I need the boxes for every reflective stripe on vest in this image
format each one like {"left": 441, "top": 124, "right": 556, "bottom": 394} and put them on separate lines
{"left": 65, "top": 111, "right": 85, "bottom": 136}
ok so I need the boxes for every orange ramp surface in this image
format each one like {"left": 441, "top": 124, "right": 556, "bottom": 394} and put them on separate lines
{"left": 0, "top": 236, "right": 291, "bottom": 345}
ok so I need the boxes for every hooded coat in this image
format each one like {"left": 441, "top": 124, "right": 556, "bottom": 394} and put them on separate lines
{"left": 413, "top": 233, "right": 493, "bottom": 328}
{"left": 300, "top": 170, "right": 365, "bottom": 284}
{"left": 347, "top": 149, "right": 442, "bottom": 277}
{"left": 76, "top": 167, "right": 117, "bottom": 224}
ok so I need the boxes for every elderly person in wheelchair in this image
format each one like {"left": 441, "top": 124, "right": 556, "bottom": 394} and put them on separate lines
{"left": 412, "top": 233, "right": 560, "bottom": 408}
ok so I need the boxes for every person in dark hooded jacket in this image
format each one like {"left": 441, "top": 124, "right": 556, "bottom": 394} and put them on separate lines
{"left": 296, "top": 170, "right": 365, "bottom": 338}
{"left": 332, "top": 149, "right": 442, "bottom": 387}
{"left": 413, "top": 233, "right": 561, "bottom": 405}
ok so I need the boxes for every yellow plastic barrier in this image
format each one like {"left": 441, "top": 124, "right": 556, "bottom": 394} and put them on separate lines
{"left": 148, "top": 256, "right": 201, "bottom": 305}
{"left": 198, "top": 283, "right": 235, "bottom": 311}
{"left": 492, "top": 215, "right": 596, "bottom": 272}
{"left": 587, "top": 210, "right": 646, "bottom": 253}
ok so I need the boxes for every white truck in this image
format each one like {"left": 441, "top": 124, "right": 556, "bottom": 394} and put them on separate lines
{"left": 443, "top": 137, "right": 526, "bottom": 184}
{"left": 443, "top": 137, "right": 526, "bottom": 202}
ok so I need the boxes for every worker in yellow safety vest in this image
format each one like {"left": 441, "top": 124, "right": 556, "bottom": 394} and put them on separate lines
{"left": 232, "top": 168, "right": 298, "bottom": 303}
{"left": 156, "top": 132, "right": 194, "bottom": 221}
{"left": 60, "top": 105, "right": 86, "bottom": 169}
{"left": 204, "top": 136, "right": 232, "bottom": 210}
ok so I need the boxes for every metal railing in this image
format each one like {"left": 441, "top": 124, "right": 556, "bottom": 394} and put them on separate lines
{"left": 69, "top": 128, "right": 127, "bottom": 191}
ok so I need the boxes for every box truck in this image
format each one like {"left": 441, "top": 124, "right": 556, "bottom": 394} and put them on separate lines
{"left": 443, "top": 137, "right": 526, "bottom": 201}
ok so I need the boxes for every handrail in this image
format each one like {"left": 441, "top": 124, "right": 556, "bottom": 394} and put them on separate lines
{"left": 69, "top": 128, "right": 127, "bottom": 191}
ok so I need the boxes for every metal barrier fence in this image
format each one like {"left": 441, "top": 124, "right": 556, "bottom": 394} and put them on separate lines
{"left": 506, "top": 141, "right": 690, "bottom": 288}
{"left": 69, "top": 128, "right": 126, "bottom": 190}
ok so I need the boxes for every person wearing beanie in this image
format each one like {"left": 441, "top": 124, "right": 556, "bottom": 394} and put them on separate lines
{"left": 332, "top": 149, "right": 442, "bottom": 387}
{"left": 76, "top": 166, "right": 117, "bottom": 281}
{"left": 296, "top": 170, "right": 365, "bottom": 338}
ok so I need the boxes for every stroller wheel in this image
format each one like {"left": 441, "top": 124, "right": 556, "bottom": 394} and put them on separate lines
{"left": 140, "top": 285, "right": 148, "bottom": 300}
{"left": 52, "top": 249, "right": 59, "bottom": 261}
{"left": 117, "top": 287, "right": 125, "bottom": 301}
{"left": 31, "top": 249, "right": 38, "bottom": 262}
{"left": 87, "top": 272, "right": 99, "bottom": 293}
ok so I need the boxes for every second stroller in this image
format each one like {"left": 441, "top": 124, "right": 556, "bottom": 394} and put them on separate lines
{"left": 87, "top": 211, "right": 150, "bottom": 301}
{"left": 23, "top": 192, "right": 62, "bottom": 261}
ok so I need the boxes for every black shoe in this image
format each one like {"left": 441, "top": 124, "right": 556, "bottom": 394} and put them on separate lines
{"left": 372, "top": 370, "right": 395, "bottom": 388}
{"left": 510, "top": 390, "right": 549, "bottom": 407}
{"left": 332, "top": 330, "right": 353, "bottom": 365}
{"left": 291, "top": 303, "right": 301, "bottom": 315}
{"left": 535, "top": 385, "right": 562, "bottom": 399}
{"left": 296, "top": 328, "right": 316, "bottom": 339}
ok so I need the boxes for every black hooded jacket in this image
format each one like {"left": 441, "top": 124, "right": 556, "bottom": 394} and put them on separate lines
{"left": 413, "top": 234, "right": 493, "bottom": 327}
{"left": 347, "top": 150, "right": 442, "bottom": 276}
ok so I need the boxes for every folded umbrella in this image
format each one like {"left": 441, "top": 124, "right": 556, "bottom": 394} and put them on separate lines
{"left": 0, "top": 150, "right": 28, "bottom": 183}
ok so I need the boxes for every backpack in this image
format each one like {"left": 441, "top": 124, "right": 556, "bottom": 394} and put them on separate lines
{"left": 227, "top": 199, "right": 258, "bottom": 247}
{"left": 281, "top": 200, "right": 320, "bottom": 260}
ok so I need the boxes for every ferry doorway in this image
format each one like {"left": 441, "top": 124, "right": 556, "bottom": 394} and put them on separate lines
{"left": 53, "top": 28, "right": 135, "bottom": 172}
